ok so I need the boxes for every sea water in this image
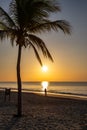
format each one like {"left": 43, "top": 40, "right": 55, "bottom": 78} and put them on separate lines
{"left": 0, "top": 82, "right": 87, "bottom": 97}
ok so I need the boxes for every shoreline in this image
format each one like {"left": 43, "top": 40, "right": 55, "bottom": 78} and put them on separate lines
{"left": 0, "top": 88, "right": 87, "bottom": 101}
{"left": 45, "top": 92, "right": 87, "bottom": 101}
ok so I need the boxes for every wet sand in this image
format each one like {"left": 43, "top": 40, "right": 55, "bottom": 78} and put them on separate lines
{"left": 0, "top": 90, "right": 87, "bottom": 130}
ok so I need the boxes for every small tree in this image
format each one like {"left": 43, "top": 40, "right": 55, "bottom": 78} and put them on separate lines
{"left": 0, "top": 0, "right": 71, "bottom": 117}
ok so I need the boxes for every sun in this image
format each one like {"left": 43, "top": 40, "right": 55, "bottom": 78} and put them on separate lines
{"left": 42, "top": 65, "right": 48, "bottom": 72}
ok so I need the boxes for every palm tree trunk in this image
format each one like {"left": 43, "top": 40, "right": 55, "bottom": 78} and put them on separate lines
{"left": 17, "top": 44, "right": 22, "bottom": 117}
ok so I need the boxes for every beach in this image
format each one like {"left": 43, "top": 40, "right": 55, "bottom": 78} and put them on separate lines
{"left": 0, "top": 90, "right": 87, "bottom": 130}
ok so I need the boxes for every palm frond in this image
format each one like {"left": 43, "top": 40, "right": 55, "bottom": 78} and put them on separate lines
{"left": 0, "top": 22, "right": 10, "bottom": 30}
{"left": 0, "top": 28, "right": 17, "bottom": 46}
{"left": 9, "top": 30, "right": 17, "bottom": 46}
{"left": 28, "top": 41, "right": 43, "bottom": 66}
{"left": 26, "top": 34, "right": 53, "bottom": 62}
{"left": 0, "top": 6, "right": 16, "bottom": 28}
{"left": 24, "top": 0, "right": 61, "bottom": 17}
{"left": 9, "top": 0, "right": 25, "bottom": 28}
{"left": 0, "top": 30, "right": 8, "bottom": 40}
{"left": 30, "top": 0, "right": 61, "bottom": 12}
{"left": 29, "top": 20, "right": 71, "bottom": 34}
{"left": 9, "top": 0, "right": 61, "bottom": 29}
{"left": 55, "top": 20, "right": 72, "bottom": 34}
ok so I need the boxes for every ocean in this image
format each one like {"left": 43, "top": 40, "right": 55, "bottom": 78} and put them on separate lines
{"left": 0, "top": 82, "right": 87, "bottom": 97}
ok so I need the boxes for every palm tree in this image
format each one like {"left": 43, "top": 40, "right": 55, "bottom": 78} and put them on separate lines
{"left": 0, "top": 0, "right": 71, "bottom": 117}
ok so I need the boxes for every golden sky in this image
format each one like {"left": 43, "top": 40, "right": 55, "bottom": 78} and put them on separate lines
{"left": 0, "top": 37, "right": 87, "bottom": 82}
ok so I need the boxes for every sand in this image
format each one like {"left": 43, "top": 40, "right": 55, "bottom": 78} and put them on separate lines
{"left": 0, "top": 90, "right": 87, "bottom": 130}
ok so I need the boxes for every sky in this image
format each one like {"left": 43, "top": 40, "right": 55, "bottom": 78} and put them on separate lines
{"left": 0, "top": 0, "right": 87, "bottom": 82}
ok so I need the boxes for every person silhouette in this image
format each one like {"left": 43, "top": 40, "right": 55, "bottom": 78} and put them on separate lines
{"left": 44, "top": 88, "right": 47, "bottom": 96}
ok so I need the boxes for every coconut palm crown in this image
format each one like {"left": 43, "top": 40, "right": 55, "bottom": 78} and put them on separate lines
{"left": 0, "top": 0, "right": 71, "bottom": 116}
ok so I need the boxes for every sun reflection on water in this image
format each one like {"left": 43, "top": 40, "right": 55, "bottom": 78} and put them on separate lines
{"left": 41, "top": 81, "right": 49, "bottom": 91}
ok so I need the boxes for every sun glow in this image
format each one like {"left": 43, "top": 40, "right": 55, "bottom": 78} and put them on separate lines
{"left": 42, "top": 65, "right": 48, "bottom": 72}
